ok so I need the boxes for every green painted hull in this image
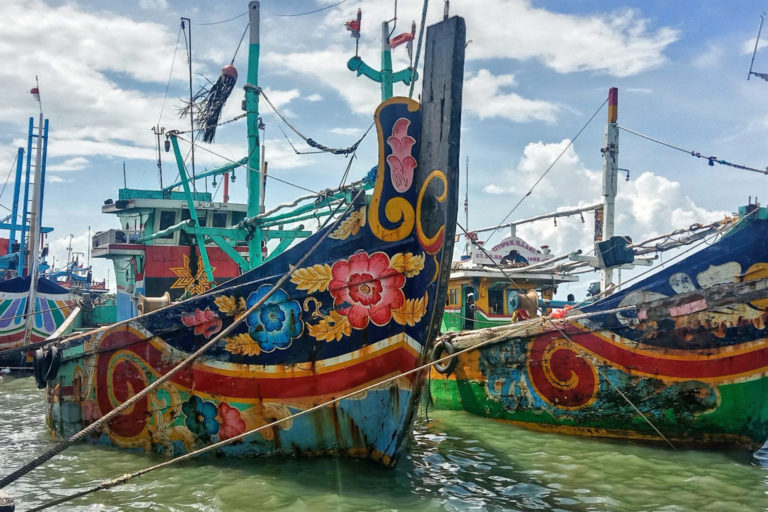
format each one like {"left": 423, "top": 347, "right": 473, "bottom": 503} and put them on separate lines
{"left": 429, "top": 211, "right": 768, "bottom": 451}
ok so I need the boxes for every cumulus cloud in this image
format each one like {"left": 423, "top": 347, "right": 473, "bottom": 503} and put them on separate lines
{"left": 482, "top": 139, "right": 727, "bottom": 260}
{"left": 48, "top": 157, "right": 90, "bottom": 172}
{"left": 464, "top": 70, "right": 560, "bottom": 123}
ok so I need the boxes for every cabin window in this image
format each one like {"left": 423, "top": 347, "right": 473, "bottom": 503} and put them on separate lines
{"left": 158, "top": 210, "right": 176, "bottom": 239}
{"left": 182, "top": 209, "right": 207, "bottom": 227}
{"left": 212, "top": 212, "right": 227, "bottom": 228}
{"left": 231, "top": 211, "right": 246, "bottom": 225}
{"left": 488, "top": 288, "right": 504, "bottom": 315}
{"left": 449, "top": 288, "right": 458, "bottom": 305}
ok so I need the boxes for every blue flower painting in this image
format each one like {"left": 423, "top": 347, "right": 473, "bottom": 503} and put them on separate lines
{"left": 245, "top": 285, "right": 304, "bottom": 352}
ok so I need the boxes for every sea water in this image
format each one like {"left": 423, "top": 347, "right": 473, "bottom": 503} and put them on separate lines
{"left": 2, "top": 375, "right": 768, "bottom": 511}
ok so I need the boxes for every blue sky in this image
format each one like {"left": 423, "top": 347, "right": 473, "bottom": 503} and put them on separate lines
{"left": 1, "top": 0, "right": 767, "bottom": 297}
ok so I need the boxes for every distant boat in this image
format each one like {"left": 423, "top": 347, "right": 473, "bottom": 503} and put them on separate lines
{"left": 429, "top": 88, "right": 768, "bottom": 452}
{"left": 35, "top": 3, "right": 466, "bottom": 468}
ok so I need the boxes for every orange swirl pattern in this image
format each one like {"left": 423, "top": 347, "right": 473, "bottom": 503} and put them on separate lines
{"left": 527, "top": 332, "right": 599, "bottom": 409}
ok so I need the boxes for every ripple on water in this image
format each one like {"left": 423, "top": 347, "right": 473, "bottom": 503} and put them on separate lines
{"left": 2, "top": 376, "right": 768, "bottom": 511}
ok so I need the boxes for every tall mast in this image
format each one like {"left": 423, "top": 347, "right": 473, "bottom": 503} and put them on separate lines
{"left": 246, "top": 1, "right": 263, "bottom": 265}
{"left": 600, "top": 87, "right": 619, "bottom": 292}
{"left": 25, "top": 80, "right": 46, "bottom": 344}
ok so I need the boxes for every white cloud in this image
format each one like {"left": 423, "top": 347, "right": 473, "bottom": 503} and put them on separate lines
{"left": 483, "top": 140, "right": 727, "bottom": 260}
{"left": 464, "top": 69, "right": 560, "bottom": 123}
{"left": 48, "top": 157, "right": 89, "bottom": 172}
{"left": 461, "top": 1, "right": 678, "bottom": 77}
{"left": 138, "top": 0, "right": 167, "bottom": 10}
{"left": 483, "top": 184, "right": 506, "bottom": 194}
{"left": 305, "top": 94, "right": 323, "bottom": 102}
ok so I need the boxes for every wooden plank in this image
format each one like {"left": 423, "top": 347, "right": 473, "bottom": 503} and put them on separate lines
{"left": 417, "top": 15, "right": 466, "bottom": 354}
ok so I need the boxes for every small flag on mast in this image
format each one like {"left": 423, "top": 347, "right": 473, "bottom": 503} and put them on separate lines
{"left": 30, "top": 87, "right": 40, "bottom": 102}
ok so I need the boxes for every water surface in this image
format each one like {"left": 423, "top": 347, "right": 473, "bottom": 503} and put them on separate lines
{"left": 1, "top": 375, "right": 767, "bottom": 511}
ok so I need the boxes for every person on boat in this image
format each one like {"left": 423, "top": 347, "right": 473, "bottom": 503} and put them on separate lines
{"left": 464, "top": 292, "right": 475, "bottom": 330}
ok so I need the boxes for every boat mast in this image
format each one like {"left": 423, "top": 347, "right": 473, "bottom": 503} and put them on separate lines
{"left": 600, "top": 87, "right": 619, "bottom": 292}
{"left": 24, "top": 80, "right": 46, "bottom": 344}
{"left": 464, "top": 156, "right": 469, "bottom": 256}
{"left": 246, "top": 1, "right": 263, "bottom": 265}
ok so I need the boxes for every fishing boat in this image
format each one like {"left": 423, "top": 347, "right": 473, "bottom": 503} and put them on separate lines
{"left": 0, "top": 98, "right": 77, "bottom": 370}
{"left": 429, "top": 88, "right": 768, "bottom": 451}
{"left": 34, "top": 3, "right": 465, "bottom": 467}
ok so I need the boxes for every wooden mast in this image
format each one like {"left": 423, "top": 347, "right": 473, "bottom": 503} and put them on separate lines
{"left": 600, "top": 87, "right": 619, "bottom": 293}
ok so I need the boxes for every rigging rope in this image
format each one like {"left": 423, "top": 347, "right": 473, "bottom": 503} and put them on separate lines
{"left": 268, "top": 0, "right": 348, "bottom": 17}
{"left": 157, "top": 26, "right": 183, "bottom": 126}
{"left": 618, "top": 125, "right": 768, "bottom": 175}
{"left": 255, "top": 85, "right": 375, "bottom": 155}
{"left": 0, "top": 151, "right": 18, "bottom": 207}
{"left": 196, "top": 11, "right": 248, "bottom": 26}
{"left": 488, "top": 98, "right": 608, "bottom": 245}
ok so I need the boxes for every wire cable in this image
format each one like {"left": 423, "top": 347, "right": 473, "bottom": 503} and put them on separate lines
{"left": 618, "top": 125, "right": 768, "bottom": 175}
{"left": 488, "top": 98, "right": 608, "bottom": 245}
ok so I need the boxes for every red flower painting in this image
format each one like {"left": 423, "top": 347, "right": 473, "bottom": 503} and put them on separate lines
{"left": 329, "top": 252, "right": 405, "bottom": 329}
{"left": 217, "top": 402, "right": 246, "bottom": 441}
{"left": 181, "top": 307, "right": 223, "bottom": 339}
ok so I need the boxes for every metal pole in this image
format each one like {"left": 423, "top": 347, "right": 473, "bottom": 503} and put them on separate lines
{"left": 246, "top": 1, "right": 263, "bottom": 266}
{"left": 182, "top": 17, "right": 196, "bottom": 192}
{"left": 9, "top": 148, "right": 23, "bottom": 256}
{"left": 19, "top": 118, "right": 33, "bottom": 276}
{"left": 600, "top": 87, "right": 619, "bottom": 293}
{"left": 38, "top": 119, "right": 49, "bottom": 226}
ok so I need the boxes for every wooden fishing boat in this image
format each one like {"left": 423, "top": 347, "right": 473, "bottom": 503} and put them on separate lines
{"left": 41, "top": 5, "right": 465, "bottom": 466}
{"left": 429, "top": 88, "right": 768, "bottom": 451}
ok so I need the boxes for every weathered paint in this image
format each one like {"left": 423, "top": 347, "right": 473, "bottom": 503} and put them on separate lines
{"left": 430, "top": 209, "right": 768, "bottom": 451}
{"left": 46, "top": 14, "right": 466, "bottom": 468}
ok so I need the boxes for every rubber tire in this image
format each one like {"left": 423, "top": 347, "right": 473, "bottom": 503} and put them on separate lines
{"left": 42, "top": 346, "right": 61, "bottom": 383}
{"left": 432, "top": 340, "right": 458, "bottom": 375}
{"left": 32, "top": 348, "right": 47, "bottom": 389}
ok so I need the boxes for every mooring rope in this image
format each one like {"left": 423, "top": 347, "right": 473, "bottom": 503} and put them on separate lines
{"left": 0, "top": 189, "right": 364, "bottom": 491}
{"left": 24, "top": 303, "right": 640, "bottom": 511}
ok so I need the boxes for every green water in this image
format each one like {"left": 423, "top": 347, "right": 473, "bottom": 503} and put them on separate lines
{"left": 2, "top": 375, "right": 768, "bottom": 511}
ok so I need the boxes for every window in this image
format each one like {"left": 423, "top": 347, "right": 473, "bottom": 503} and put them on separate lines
{"left": 488, "top": 288, "right": 504, "bottom": 315}
{"left": 231, "top": 211, "right": 246, "bottom": 225}
{"left": 212, "top": 212, "right": 227, "bottom": 228}
{"left": 158, "top": 211, "right": 176, "bottom": 239}
{"left": 449, "top": 287, "right": 458, "bottom": 305}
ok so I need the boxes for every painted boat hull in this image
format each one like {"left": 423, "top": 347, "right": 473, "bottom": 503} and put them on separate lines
{"left": 0, "top": 276, "right": 74, "bottom": 368}
{"left": 45, "top": 93, "right": 462, "bottom": 466}
{"left": 430, "top": 209, "right": 768, "bottom": 450}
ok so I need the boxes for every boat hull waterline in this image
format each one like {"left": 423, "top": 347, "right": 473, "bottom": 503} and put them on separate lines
{"left": 46, "top": 95, "right": 459, "bottom": 466}
{"left": 431, "top": 209, "right": 768, "bottom": 450}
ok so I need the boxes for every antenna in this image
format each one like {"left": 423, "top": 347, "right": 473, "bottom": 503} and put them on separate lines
{"left": 748, "top": 13, "right": 768, "bottom": 81}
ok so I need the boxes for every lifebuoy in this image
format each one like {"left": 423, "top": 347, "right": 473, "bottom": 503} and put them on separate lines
{"left": 42, "top": 346, "right": 61, "bottom": 383}
{"left": 432, "top": 340, "right": 458, "bottom": 375}
{"left": 32, "top": 348, "right": 46, "bottom": 389}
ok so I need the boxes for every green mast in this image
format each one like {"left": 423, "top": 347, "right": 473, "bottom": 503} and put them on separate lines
{"left": 347, "top": 21, "right": 417, "bottom": 102}
{"left": 246, "top": 1, "right": 263, "bottom": 266}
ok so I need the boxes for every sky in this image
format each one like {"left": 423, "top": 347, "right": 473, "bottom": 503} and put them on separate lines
{"left": 1, "top": 0, "right": 768, "bottom": 298}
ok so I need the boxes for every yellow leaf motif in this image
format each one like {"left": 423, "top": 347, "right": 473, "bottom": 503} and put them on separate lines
{"left": 307, "top": 311, "right": 351, "bottom": 342}
{"left": 290, "top": 263, "right": 333, "bottom": 293}
{"left": 214, "top": 295, "right": 247, "bottom": 317}
{"left": 224, "top": 333, "right": 261, "bottom": 356}
{"left": 392, "top": 294, "right": 428, "bottom": 326}
{"left": 391, "top": 252, "right": 425, "bottom": 278}
{"left": 330, "top": 207, "right": 366, "bottom": 240}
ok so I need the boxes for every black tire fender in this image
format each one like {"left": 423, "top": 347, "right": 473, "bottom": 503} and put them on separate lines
{"left": 42, "top": 346, "right": 61, "bottom": 383}
{"left": 432, "top": 340, "right": 458, "bottom": 375}
{"left": 33, "top": 348, "right": 47, "bottom": 389}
